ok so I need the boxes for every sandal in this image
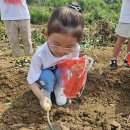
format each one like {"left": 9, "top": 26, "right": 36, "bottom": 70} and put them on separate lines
{"left": 15, "top": 57, "right": 23, "bottom": 68}
{"left": 109, "top": 59, "right": 118, "bottom": 70}
{"left": 23, "top": 57, "right": 31, "bottom": 67}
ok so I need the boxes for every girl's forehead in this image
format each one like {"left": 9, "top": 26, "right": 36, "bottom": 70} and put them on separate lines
{"left": 48, "top": 33, "right": 78, "bottom": 45}
{"left": 49, "top": 33, "right": 77, "bottom": 41}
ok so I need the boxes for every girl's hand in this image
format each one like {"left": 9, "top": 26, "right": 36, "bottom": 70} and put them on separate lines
{"left": 40, "top": 97, "right": 52, "bottom": 111}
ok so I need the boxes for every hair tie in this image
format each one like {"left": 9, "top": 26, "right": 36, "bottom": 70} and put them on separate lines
{"left": 66, "top": 4, "right": 82, "bottom": 13}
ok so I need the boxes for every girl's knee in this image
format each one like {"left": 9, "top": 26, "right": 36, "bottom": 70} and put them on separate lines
{"left": 39, "top": 69, "right": 55, "bottom": 92}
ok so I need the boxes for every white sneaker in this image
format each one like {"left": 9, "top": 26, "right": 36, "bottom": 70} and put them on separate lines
{"left": 54, "top": 84, "right": 67, "bottom": 106}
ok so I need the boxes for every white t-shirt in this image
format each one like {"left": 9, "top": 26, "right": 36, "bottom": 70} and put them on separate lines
{"left": 119, "top": 0, "right": 130, "bottom": 23}
{"left": 0, "top": 0, "right": 30, "bottom": 20}
{"left": 27, "top": 42, "right": 80, "bottom": 84}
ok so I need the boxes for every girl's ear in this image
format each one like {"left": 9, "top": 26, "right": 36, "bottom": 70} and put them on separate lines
{"left": 43, "top": 31, "right": 48, "bottom": 39}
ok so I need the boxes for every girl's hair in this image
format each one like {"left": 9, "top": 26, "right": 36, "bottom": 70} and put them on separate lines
{"left": 47, "top": 3, "right": 84, "bottom": 41}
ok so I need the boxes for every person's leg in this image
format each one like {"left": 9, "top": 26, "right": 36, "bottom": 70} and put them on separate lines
{"left": 54, "top": 68, "right": 62, "bottom": 85}
{"left": 4, "top": 20, "right": 24, "bottom": 67}
{"left": 19, "top": 20, "right": 32, "bottom": 67}
{"left": 38, "top": 69, "right": 56, "bottom": 104}
{"left": 4, "top": 20, "right": 22, "bottom": 56}
{"left": 109, "top": 23, "right": 129, "bottom": 70}
{"left": 38, "top": 69, "right": 55, "bottom": 92}
{"left": 19, "top": 20, "right": 32, "bottom": 56}
{"left": 54, "top": 68, "right": 67, "bottom": 106}
{"left": 112, "top": 36, "right": 127, "bottom": 58}
{"left": 110, "top": 36, "right": 126, "bottom": 70}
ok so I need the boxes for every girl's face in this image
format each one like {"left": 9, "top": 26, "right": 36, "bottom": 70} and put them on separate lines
{"left": 46, "top": 33, "right": 78, "bottom": 57}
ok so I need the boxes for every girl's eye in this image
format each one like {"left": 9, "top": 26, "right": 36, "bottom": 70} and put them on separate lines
{"left": 54, "top": 44, "right": 59, "bottom": 46}
{"left": 67, "top": 46, "right": 73, "bottom": 48}
{"left": 67, "top": 46, "right": 75, "bottom": 49}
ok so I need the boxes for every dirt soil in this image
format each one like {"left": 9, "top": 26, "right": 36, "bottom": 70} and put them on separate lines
{"left": 0, "top": 40, "right": 130, "bottom": 130}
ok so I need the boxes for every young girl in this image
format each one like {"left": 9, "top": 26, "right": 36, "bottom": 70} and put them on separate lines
{"left": 27, "top": 3, "right": 84, "bottom": 109}
{"left": 109, "top": 0, "right": 130, "bottom": 69}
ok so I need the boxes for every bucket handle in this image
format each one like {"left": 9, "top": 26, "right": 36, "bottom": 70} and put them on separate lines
{"left": 84, "top": 55, "right": 94, "bottom": 71}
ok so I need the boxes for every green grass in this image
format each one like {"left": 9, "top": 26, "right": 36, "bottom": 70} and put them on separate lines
{"left": 29, "top": 6, "right": 50, "bottom": 24}
{"left": 0, "top": 0, "right": 122, "bottom": 47}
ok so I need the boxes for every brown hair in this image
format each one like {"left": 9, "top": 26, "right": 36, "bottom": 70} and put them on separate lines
{"left": 47, "top": 5, "right": 84, "bottom": 41}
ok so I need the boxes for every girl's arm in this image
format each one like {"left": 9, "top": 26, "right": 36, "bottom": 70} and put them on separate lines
{"left": 29, "top": 82, "right": 45, "bottom": 101}
{"left": 29, "top": 82, "right": 51, "bottom": 110}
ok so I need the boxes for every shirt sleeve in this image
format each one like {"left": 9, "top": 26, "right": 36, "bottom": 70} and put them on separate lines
{"left": 27, "top": 54, "right": 42, "bottom": 84}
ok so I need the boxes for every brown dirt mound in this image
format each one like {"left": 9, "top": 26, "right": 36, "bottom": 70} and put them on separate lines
{"left": 0, "top": 41, "right": 130, "bottom": 130}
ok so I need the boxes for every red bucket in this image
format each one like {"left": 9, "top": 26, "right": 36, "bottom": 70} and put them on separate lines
{"left": 57, "top": 57, "right": 88, "bottom": 98}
